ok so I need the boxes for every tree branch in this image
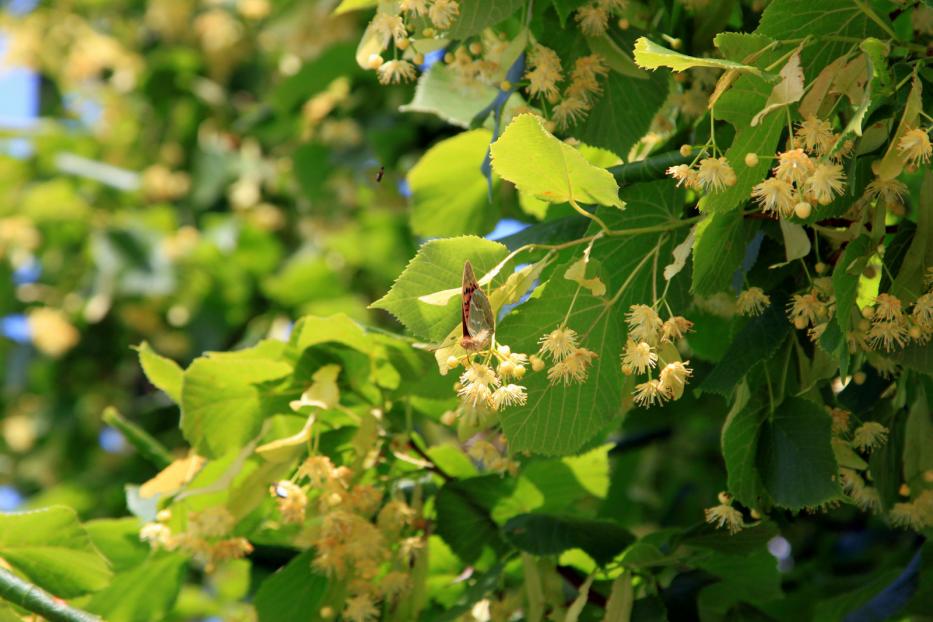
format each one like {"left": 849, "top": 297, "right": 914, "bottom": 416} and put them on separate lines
{"left": 0, "top": 567, "right": 100, "bottom": 622}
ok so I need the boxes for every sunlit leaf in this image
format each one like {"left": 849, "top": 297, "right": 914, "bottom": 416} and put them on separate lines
{"left": 490, "top": 114, "right": 623, "bottom": 209}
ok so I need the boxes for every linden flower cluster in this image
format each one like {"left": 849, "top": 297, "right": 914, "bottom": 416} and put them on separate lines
{"left": 446, "top": 343, "right": 531, "bottom": 429}
{"left": 620, "top": 305, "right": 694, "bottom": 408}
{"left": 140, "top": 507, "right": 253, "bottom": 573}
{"left": 736, "top": 287, "right": 771, "bottom": 317}
{"left": 829, "top": 410, "right": 933, "bottom": 531}
{"left": 704, "top": 491, "right": 746, "bottom": 535}
{"left": 536, "top": 325, "right": 599, "bottom": 386}
{"left": 666, "top": 154, "right": 737, "bottom": 195}
{"left": 523, "top": 46, "right": 610, "bottom": 129}
{"left": 364, "top": 1, "right": 462, "bottom": 85}
{"left": 442, "top": 31, "right": 514, "bottom": 88}
{"left": 786, "top": 277, "right": 836, "bottom": 343}
{"left": 896, "top": 126, "right": 932, "bottom": 168}
{"left": 574, "top": 0, "right": 629, "bottom": 37}
{"left": 290, "top": 455, "right": 425, "bottom": 618}
{"left": 890, "top": 488, "right": 933, "bottom": 531}
{"left": 829, "top": 408, "right": 887, "bottom": 513}
{"left": 468, "top": 436, "right": 519, "bottom": 476}
{"left": 860, "top": 289, "right": 933, "bottom": 352}
{"left": 745, "top": 114, "right": 855, "bottom": 219}
{"left": 859, "top": 125, "right": 932, "bottom": 217}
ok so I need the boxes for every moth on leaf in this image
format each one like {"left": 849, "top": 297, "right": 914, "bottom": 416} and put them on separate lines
{"left": 460, "top": 260, "right": 496, "bottom": 351}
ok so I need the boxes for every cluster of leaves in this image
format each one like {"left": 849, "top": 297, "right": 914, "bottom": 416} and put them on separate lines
{"left": 0, "top": 0, "right": 931, "bottom": 621}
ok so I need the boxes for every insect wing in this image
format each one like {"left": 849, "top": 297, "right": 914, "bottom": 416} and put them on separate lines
{"left": 461, "top": 261, "right": 478, "bottom": 338}
{"left": 467, "top": 286, "right": 495, "bottom": 338}
{"left": 461, "top": 261, "right": 494, "bottom": 341}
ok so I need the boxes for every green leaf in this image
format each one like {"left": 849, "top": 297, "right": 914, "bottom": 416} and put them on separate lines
{"left": 692, "top": 211, "right": 747, "bottom": 295}
{"left": 551, "top": 0, "right": 588, "bottom": 26}
{"left": 574, "top": 70, "right": 669, "bottom": 158}
{"left": 832, "top": 235, "right": 872, "bottom": 338}
{"left": 370, "top": 236, "right": 508, "bottom": 342}
{"left": 491, "top": 114, "right": 623, "bottom": 209}
{"left": 755, "top": 397, "right": 840, "bottom": 510}
{"left": 435, "top": 477, "right": 508, "bottom": 564}
{"left": 180, "top": 341, "right": 293, "bottom": 458}
{"left": 86, "top": 553, "right": 186, "bottom": 622}
{"left": 502, "top": 513, "right": 635, "bottom": 565}
{"left": 632, "top": 37, "right": 762, "bottom": 74}
{"left": 813, "top": 566, "right": 904, "bottom": 621}
{"left": 682, "top": 521, "right": 779, "bottom": 555}
{"left": 136, "top": 341, "right": 183, "bottom": 403}
{"left": 499, "top": 180, "right": 689, "bottom": 456}
{"left": 696, "top": 549, "right": 782, "bottom": 608}
{"left": 494, "top": 444, "right": 612, "bottom": 522}
{"left": 290, "top": 313, "right": 372, "bottom": 354}
{"left": 891, "top": 170, "right": 933, "bottom": 303}
{"left": 890, "top": 341, "right": 933, "bottom": 376}
{"left": 757, "top": 0, "right": 886, "bottom": 75}
{"left": 254, "top": 550, "right": 329, "bottom": 622}
{"left": 446, "top": 0, "right": 525, "bottom": 38}
{"left": 408, "top": 130, "right": 499, "bottom": 237}
{"left": 721, "top": 396, "right": 770, "bottom": 508}
{"left": 0, "top": 506, "right": 113, "bottom": 598}
{"left": 498, "top": 268, "right": 623, "bottom": 455}
{"left": 401, "top": 63, "right": 526, "bottom": 129}
{"left": 869, "top": 407, "right": 905, "bottom": 511}
{"left": 904, "top": 386, "right": 933, "bottom": 486}
{"left": 700, "top": 301, "right": 791, "bottom": 396}
{"left": 84, "top": 518, "right": 150, "bottom": 572}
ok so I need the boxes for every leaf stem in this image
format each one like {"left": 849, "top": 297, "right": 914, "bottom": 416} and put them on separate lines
{"left": 569, "top": 197, "right": 610, "bottom": 232}
{"left": 0, "top": 567, "right": 100, "bottom": 622}
{"left": 605, "top": 215, "right": 703, "bottom": 237}
{"left": 102, "top": 406, "right": 173, "bottom": 468}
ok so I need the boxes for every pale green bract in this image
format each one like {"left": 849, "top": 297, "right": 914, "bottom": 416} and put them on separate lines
{"left": 633, "top": 36, "right": 763, "bottom": 75}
